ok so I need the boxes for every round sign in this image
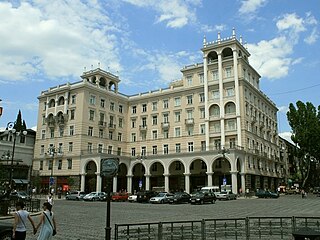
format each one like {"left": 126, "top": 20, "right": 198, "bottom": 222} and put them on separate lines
{"left": 101, "top": 158, "right": 119, "bottom": 178}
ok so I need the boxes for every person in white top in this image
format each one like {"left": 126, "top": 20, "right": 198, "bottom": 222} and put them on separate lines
{"left": 12, "top": 201, "right": 36, "bottom": 240}
{"left": 47, "top": 194, "right": 53, "bottom": 206}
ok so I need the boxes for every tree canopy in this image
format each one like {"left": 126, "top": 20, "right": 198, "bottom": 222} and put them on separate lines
{"left": 287, "top": 101, "right": 320, "bottom": 188}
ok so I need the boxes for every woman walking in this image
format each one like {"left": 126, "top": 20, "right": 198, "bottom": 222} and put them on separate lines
{"left": 36, "top": 202, "right": 57, "bottom": 239}
{"left": 12, "top": 201, "right": 37, "bottom": 240}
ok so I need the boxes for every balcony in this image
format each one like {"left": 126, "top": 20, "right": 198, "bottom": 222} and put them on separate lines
{"left": 161, "top": 122, "right": 170, "bottom": 130}
{"left": 139, "top": 125, "right": 147, "bottom": 131}
{"left": 185, "top": 118, "right": 194, "bottom": 125}
{"left": 260, "top": 121, "right": 265, "bottom": 128}
{"left": 251, "top": 116, "right": 257, "bottom": 123}
{"left": 47, "top": 120, "right": 55, "bottom": 128}
{"left": 99, "top": 121, "right": 107, "bottom": 127}
{"left": 108, "top": 123, "right": 116, "bottom": 130}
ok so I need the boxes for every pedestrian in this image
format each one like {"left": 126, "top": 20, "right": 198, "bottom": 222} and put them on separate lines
{"left": 36, "top": 202, "right": 57, "bottom": 240}
{"left": 47, "top": 194, "right": 53, "bottom": 206}
{"left": 12, "top": 201, "right": 37, "bottom": 240}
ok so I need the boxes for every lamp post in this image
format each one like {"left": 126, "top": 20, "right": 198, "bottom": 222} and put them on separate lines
{"left": 5, "top": 121, "right": 27, "bottom": 192}
{"left": 47, "top": 146, "right": 57, "bottom": 194}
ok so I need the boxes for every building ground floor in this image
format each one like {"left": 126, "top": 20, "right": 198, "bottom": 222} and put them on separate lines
{"left": 34, "top": 150, "right": 285, "bottom": 195}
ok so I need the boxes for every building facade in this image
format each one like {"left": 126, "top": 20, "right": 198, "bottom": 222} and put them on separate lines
{"left": 32, "top": 31, "right": 286, "bottom": 194}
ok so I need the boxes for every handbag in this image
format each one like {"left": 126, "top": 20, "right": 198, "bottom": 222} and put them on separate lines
{"left": 43, "top": 212, "right": 56, "bottom": 236}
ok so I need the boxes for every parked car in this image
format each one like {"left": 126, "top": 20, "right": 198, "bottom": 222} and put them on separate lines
{"left": 66, "top": 191, "right": 86, "bottom": 201}
{"left": 111, "top": 192, "right": 129, "bottom": 202}
{"left": 83, "top": 192, "right": 106, "bottom": 201}
{"left": 10, "top": 191, "right": 30, "bottom": 201}
{"left": 137, "top": 191, "right": 157, "bottom": 203}
{"left": 286, "top": 187, "right": 300, "bottom": 195}
{"left": 149, "top": 192, "right": 173, "bottom": 204}
{"left": 168, "top": 192, "right": 191, "bottom": 204}
{"left": 128, "top": 194, "right": 137, "bottom": 202}
{"left": 190, "top": 192, "right": 216, "bottom": 204}
{"left": 256, "top": 190, "right": 279, "bottom": 198}
{"left": 0, "top": 222, "right": 12, "bottom": 240}
{"left": 216, "top": 191, "right": 237, "bottom": 200}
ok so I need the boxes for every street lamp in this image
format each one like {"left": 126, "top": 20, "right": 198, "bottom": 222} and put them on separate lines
{"left": 47, "top": 146, "right": 57, "bottom": 194}
{"left": 5, "top": 121, "right": 27, "bottom": 192}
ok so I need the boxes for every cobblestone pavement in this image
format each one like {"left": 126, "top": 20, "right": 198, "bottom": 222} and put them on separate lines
{"left": 1, "top": 194, "right": 319, "bottom": 239}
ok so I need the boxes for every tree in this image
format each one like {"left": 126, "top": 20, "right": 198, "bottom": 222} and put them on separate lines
{"left": 287, "top": 101, "right": 320, "bottom": 188}
{"left": 14, "top": 110, "right": 23, "bottom": 131}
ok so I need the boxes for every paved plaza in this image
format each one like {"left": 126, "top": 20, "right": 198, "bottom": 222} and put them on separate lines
{"left": 1, "top": 194, "right": 320, "bottom": 239}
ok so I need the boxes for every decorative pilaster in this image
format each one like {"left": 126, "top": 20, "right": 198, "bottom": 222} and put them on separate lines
{"left": 230, "top": 171, "right": 238, "bottom": 194}
{"left": 80, "top": 173, "right": 86, "bottom": 192}
{"left": 206, "top": 172, "right": 214, "bottom": 187}
{"left": 145, "top": 174, "right": 151, "bottom": 191}
{"left": 127, "top": 175, "right": 133, "bottom": 194}
{"left": 184, "top": 173, "right": 191, "bottom": 193}
{"left": 164, "top": 174, "right": 170, "bottom": 193}
{"left": 95, "top": 172, "right": 101, "bottom": 192}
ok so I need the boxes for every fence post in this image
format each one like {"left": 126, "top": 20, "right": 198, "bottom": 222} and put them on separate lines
{"left": 245, "top": 217, "right": 250, "bottom": 240}
{"left": 114, "top": 224, "right": 117, "bottom": 240}
{"left": 158, "top": 222, "right": 163, "bottom": 240}
{"left": 292, "top": 216, "right": 296, "bottom": 232}
{"left": 201, "top": 219, "right": 206, "bottom": 240}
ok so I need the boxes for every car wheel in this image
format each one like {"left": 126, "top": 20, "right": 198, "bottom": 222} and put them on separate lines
{"left": 160, "top": 200, "right": 164, "bottom": 204}
{"left": 92, "top": 198, "right": 96, "bottom": 201}
{"left": 200, "top": 200, "right": 204, "bottom": 205}
{"left": 0, "top": 231, "right": 12, "bottom": 240}
{"left": 76, "top": 197, "right": 79, "bottom": 201}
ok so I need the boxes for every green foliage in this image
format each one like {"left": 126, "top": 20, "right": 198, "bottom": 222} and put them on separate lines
{"left": 287, "top": 101, "right": 320, "bottom": 187}
{"left": 14, "top": 110, "right": 23, "bottom": 131}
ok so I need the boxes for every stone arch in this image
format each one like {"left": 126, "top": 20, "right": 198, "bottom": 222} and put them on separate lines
{"left": 99, "top": 77, "right": 106, "bottom": 87}
{"left": 189, "top": 157, "right": 207, "bottom": 192}
{"left": 56, "top": 111, "right": 64, "bottom": 125}
{"left": 91, "top": 76, "right": 96, "bottom": 84}
{"left": 117, "top": 163, "right": 128, "bottom": 192}
{"left": 212, "top": 156, "right": 231, "bottom": 186}
{"left": 222, "top": 47, "right": 233, "bottom": 59}
{"left": 207, "top": 50, "right": 218, "bottom": 63}
{"left": 149, "top": 161, "right": 165, "bottom": 191}
{"left": 131, "top": 161, "right": 146, "bottom": 192}
{"left": 168, "top": 159, "right": 185, "bottom": 192}
{"left": 225, "top": 101, "right": 236, "bottom": 114}
{"left": 57, "top": 96, "right": 64, "bottom": 106}
{"left": 83, "top": 159, "right": 98, "bottom": 193}
{"left": 108, "top": 81, "right": 116, "bottom": 92}
{"left": 48, "top": 99, "right": 55, "bottom": 108}
{"left": 209, "top": 104, "right": 220, "bottom": 117}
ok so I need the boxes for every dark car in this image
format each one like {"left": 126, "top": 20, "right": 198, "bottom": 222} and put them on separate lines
{"left": 10, "top": 191, "right": 31, "bottom": 201}
{"left": 0, "top": 222, "right": 12, "bottom": 240}
{"left": 190, "top": 192, "right": 216, "bottom": 204}
{"left": 137, "top": 191, "right": 157, "bottom": 203}
{"left": 168, "top": 192, "right": 191, "bottom": 204}
{"left": 256, "top": 190, "right": 279, "bottom": 198}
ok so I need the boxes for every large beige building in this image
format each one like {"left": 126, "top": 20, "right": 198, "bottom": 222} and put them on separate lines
{"left": 33, "top": 31, "right": 286, "bottom": 194}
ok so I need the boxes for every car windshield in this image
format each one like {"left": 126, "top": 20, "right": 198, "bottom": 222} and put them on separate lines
{"left": 220, "top": 191, "right": 228, "bottom": 194}
{"left": 194, "top": 193, "right": 204, "bottom": 197}
{"left": 18, "top": 192, "right": 28, "bottom": 196}
{"left": 157, "top": 193, "right": 166, "bottom": 197}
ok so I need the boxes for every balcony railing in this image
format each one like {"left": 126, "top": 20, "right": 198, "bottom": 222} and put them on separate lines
{"left": 108, "top": 123, "right": 116, "bottom": 130}
{"left": 161, "top": 122, "right": 170, "bottom": 130}
{"left": 185, "top": 118, "right": 194, "bottom": 125}
{"left": 139, "top": 125, "right": 147, "bottom": 131}
{"left": 98, "top": 121, "right": 107, "bottom": 127}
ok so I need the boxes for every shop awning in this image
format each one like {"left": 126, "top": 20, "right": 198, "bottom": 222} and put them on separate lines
{"left": 12, "top": 179, "right": 29, "bottom": 184}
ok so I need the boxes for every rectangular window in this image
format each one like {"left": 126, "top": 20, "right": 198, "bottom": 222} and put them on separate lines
{"left": 89, "top": 110, "right": 94, "bottom": 121}
{"left": 58, "top": 143, "right": 63, "bottom": 154}
{"left": 174, "top": 97, "right": 181, "bottom": 107}
{"left": 188, "top": 142, "right": 194, "bottom": 152}
{"left": 132, "top": 106, "right": 137, "bottom": 114}
{"left": 152, "top": 130, "right": 158, "bottom": 139}
{"left": 213, "top": 122, "right": 220, "bottom": 132}
{"left": 67, "top": 158, "right": 72, "bottom": 169}
{"left": 199, "top": 93, "right": 205, "bottom": 103}
{"left": 163, "top": 99, "right": 169, "bottom": 109}
{"left": 99, "top": 129, "right": 104, "bottom": 138}
{"left": 227, "top": 119, "right": 236, "bottom": 131}
{"left": 88, "top": 127, "right": 93, "bottom": 136}
{"left": 108, "top": 146, "right": 113, "bottom": 154}
{"left": 175, "top": 112, "right": 181, "bottom": 122}
{"left": 141, "top": 146, "right": 146, "bottom": 156}
{"left": 58, "top": 159, "right": 62, "bottom": 170}
{"left": 131, "top": 133, "right": 136, "bottom": 142}
{"left": 98, "top": 144, "right": 103, "bottom": 153}
{"left": 117, "top": 147, "right": 121, "bottom": 156}
{"left": 48, "top": 159, "right": 53, "bottom": 170}
{"left": 68, "top": 142, "right": 73, "bottom": 152}
{"left": 199, "top": 73, "right": 204, "bottom": 84}
{"left": 141, "top": 117, "right": 147, "bottom": 127}
{"left": 226, "top": 88, "right": 235, "bottom": 97}
{"left": 89, "top": 95, "right": 96, "bottom": 105}
{"left": 40, "top": 160, "right": 43, "bottom": 170}
{"left": 163, "top": 130, "right": 169, "bottom": 139}
{"left": 163, "top": 113, "right": 169, "bottom": 123}
{"left": 212, "top": 90, "right": 219, "bottom": 99}
{"left": 152, "top": 146, "right": 157, "bottom": 155}
{"left": 100, "top": 99, "right": 105, "bottom": 108}
{"left": 225, "top": 67, "right": 232, "bottom": 78}
{"left": 41, "top": 130, "right": 46, "bottom": 139}
{"left": 200, "top": 124, "right": 205, "bottom": 134}
{"left": 152, "top": 102, "right": 158, "bottom": 111}
{"left": 152, "top": 116, "right": 158, "bottom": 125}
{"left": 110, "top": 102, "right": 115, "bottom": 111}
{"left": 71, "top": 95, "right": 76, "bottom": 104}
{"left": 175, "top": 143, "right": 181, "bottom": 153}
{"left": 40, "top": 145, "right": 44, "bottom": 155}
{"left": 187, "top": 110, "right": 193, "bottom": 119}
{"left": 59, "top": 127, "right": 64, "bottom": 137}
{"left": 163, "top": 144, "right": 169, "bottom": 154}
{"left": 117, "top": 133, "right": 122, "bottom": 141}
{"left": 131, "top": 119, "right": 136, "bottom": 128}
{"left": 109, "top": 131, "right": 113, "bottom": 140}
{"left": 201, "top": 141, "right": 206, "bottom": 151}
{"left": 187, "top": 95, "right": 193, "bottom": 105}
{"left": 87, "top": 143, "right": 93, "bottom": 153}
{"left": 119, "top": 105, "right": 123, "bottom": 113}
{"left": 142, "top": 104, "right": 147, "bottom": 112}
{"left": 175, "top": 127, "right": 181, "bottom": 137}
{"left": 200, "top": 108, "right": 205, "bottom": 119}
{"left": 187, "top": 126, "right": 193, "bottom": 136}
{"left": 119, "top": 118, "right": 123, "bottom": 128}
{"left": 187, "top": 76, "right": 192, "bottom": 86}
{"left": 131, "top": 148, "right": 136, "bottom": 157}
{"left": 50, "top": 128, "right": 54, "bottom": 139}
{"left": 212, "top": 70, "right": 218, "bottom": 80}
{"left": 70, "top": 109, "right": 75, "bottom": 120}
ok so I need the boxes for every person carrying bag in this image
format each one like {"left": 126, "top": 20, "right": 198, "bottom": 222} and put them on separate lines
{"left": 36, "top": 202, "right": 57, "bottom": 239}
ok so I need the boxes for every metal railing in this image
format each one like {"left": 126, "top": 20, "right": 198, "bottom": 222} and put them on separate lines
{"left": 115, "top": 216, "right": 320, "bottom": 240}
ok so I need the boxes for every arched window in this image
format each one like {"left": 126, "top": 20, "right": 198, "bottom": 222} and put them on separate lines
{"left": 48, "top": 99, "right": 55, "bottom": 108}
{"left": 58, "top": 96, "right": 64, "bottom": 106}
{"left": 210, "top": 104, "right": 220, "bottom": 117}
{"left": 225, "top": 102, "right": 236, "bottom": 114}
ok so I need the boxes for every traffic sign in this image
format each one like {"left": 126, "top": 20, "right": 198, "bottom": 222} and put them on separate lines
{"left": 49, "top": 177, "right": 54, "bottom": 185}
{"left": 223, "top": 177, "right": 227, "bottom": 185}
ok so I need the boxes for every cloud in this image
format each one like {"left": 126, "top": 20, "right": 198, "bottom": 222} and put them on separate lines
{"left": 304, "top": 27, "right": 319, "bottom": 44}
{"left": 279, "top": 132, "right": 294, "bottom": 144}
{"left": 201, "top": 24, "right": 227, "bottom": 33}
{"left": 123, "top": 0, "right": 199, "bottom": 28}
{"left": 239, "top": 0, "right": 267, "bottom": 17}
{"left": 0, "top": 1, "right": 122, "bottom": 82}
{"left": 278, "top": 105, "right": 289, "bottom": 113}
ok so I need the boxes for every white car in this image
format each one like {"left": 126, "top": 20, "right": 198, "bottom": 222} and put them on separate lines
{"left": 83, "top": 192, "right": 106, "bottom": 201}
{"left": 216, "top": 191, "right": 237, "bottom": 200}
{"left": 149, "top": 192, "right": 173, "bottom": 204}
{"left": 128, "top": 194, "right": 137, "bottom": 202}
